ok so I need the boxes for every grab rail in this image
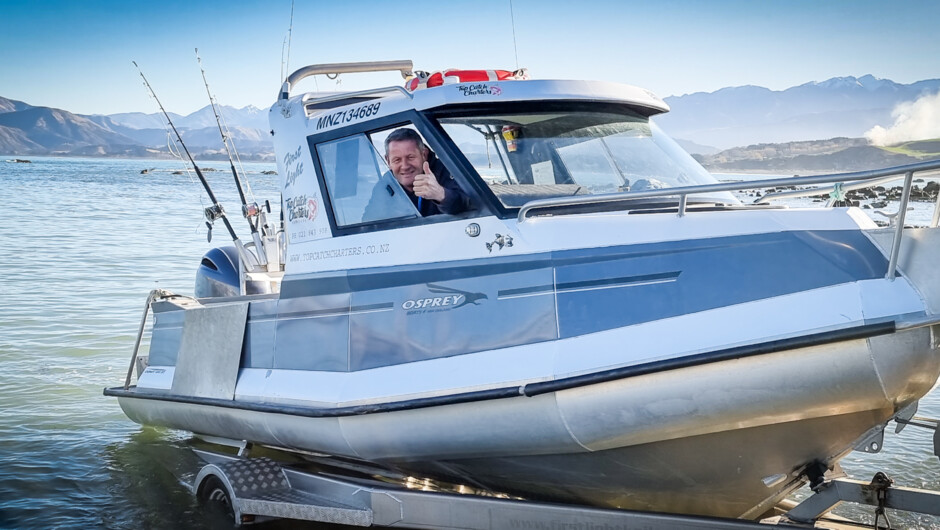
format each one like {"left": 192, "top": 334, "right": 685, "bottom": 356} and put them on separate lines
{"left": 123, "top": 289, "right": 174, "bottom": 389}
{"left": 517, "top": 158, "right": 940, "bottom": 280}
{"left": 517, "top": 159, "right": 940, "bottom": 224}
{"left": 280, "top": 60, "right": 414, "bottom": 100}
{"left": 757, "top": 174, "right": 905, "bottom": 204}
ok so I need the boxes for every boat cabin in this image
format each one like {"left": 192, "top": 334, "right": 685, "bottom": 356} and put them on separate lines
{"left": 269, "top": 61, "right": 736, "bottom": 276}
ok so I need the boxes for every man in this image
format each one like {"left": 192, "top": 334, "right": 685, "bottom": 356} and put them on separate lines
{"left": 381, "top": 128, "right": 471, "bottom": 216}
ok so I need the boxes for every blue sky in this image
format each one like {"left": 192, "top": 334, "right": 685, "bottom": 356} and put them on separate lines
{"left": 2, "top": 0, "right": 938, "bottom": 116}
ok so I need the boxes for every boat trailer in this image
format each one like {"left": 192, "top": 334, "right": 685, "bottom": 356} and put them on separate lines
{"left": 177, "top": 427, "right": 940, "bottom": 530}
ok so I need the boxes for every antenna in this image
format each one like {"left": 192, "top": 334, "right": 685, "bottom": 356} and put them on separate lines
{"left": 281, "top": 0, "right": 295, "bottom": 82}
{"left": 286, "top": 0, "right": 294, "bottom": 74}
{"left": 509, "top": 0, "right": 519, "bottom": 70}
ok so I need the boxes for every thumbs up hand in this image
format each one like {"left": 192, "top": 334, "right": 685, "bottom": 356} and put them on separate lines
{"left": 413, "top": 161, "right": 446, "bottom": 202}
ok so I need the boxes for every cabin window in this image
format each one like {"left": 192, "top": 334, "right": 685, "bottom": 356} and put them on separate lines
{"left": 437, "top": 110, "right": 737, "bottom": 208}
{"left": 316, "top": 134, "right": 419, "bottom": 226}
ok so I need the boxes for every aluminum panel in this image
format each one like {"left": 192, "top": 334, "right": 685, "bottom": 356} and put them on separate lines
{"left": 148, "top": 308, "right": 185, "bottom": 366}
{"left": 244, "top": 299, "right": 277, "bottom": 369}
{"left": 171, "top": 302, "right": 249, "bottom": 400}
{"left": 867, "top": 227, "right": 940, "bottom": 314}
{"left": 274, "top": 293, "right": 350, "bottom": 371}
{"left": 349, "top": 268, "right": 557, "bottom": 370}
{"left": 554, "top": 230, "right": 888, "bottom": 338}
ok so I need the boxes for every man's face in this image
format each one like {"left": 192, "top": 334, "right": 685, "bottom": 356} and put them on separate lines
{"left": 386, "top": 139, "right": 427, "bottom": 193}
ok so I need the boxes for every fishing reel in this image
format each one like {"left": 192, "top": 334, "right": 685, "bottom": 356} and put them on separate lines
{"left": 204, "top": 203, "right": 225, "bottom": 242}
{"left": 244, "top": 200, "right": 277, "bottom": 238}
{"left": 242, "top": 200, "right": 272, "bottom": 219}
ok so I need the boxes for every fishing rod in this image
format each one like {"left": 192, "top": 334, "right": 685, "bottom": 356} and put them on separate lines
{"left": 195, "top": 49, "right": 270, "bottom": 266}
{"left": 133, "top": 61, "right": 258, "bottom": 271}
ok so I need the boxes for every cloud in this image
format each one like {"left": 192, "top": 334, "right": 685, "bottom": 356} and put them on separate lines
{"left": 866, "top": 91, "right": 940, "bottom": 146}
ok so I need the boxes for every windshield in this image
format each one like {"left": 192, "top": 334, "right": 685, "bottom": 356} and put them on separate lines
{"left": 437, "top": 108, "right": 738, "bottom": 208}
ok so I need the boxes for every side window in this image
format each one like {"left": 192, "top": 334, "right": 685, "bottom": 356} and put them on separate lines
{"left": 369, "top": 124, "right": 476, "bottom": 218}
{"left": 317, "top": 134, "right": 418, "bottom": 227}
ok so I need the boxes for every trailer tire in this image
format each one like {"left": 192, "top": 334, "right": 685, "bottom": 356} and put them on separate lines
{"left": 198, "top": 475, "right": 237, "bottom": 525}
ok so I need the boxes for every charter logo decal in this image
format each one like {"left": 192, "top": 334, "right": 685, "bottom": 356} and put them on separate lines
{"left": 306, "top": 197, "right": 318, "bottom": 221}
{"left": 457, "top": 83, "right": 502, "bottom": 97}
{"left": 402, "top": 284, "right": 488, "bottom": 314}
{"left": 287, "top": 194, "right": 318, "bottom": 222}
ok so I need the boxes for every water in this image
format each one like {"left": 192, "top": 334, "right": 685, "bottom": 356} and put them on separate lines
{"left": 0, "top": 157, "right": 296, "bottom": 529}
{"left": 0, "top": 159, "right": 937, "bottom": 528}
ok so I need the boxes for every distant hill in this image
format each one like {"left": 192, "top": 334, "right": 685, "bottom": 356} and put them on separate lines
{"left": 0, "top": 98, "right": 274, "bottom": 160}
{"left": 0, "top": 124, "right": 43, "bottom": 153}
{"left": 0, "top": 96, "right": 32, "bottom": 114}
{"left": 0, "top": 106, "right": 140, "bottom": 153}
{"left": 696, "top": 137, "right": 934, "bottom": 173}
{"left": 99, "top": 104, "right": 268, "bottom": 131}
{"left": 674, "top": 138, "right": 719, "bottom": 156}
{"left": 171, "top": 104, "right": 268, "bottom": 130}
{"left": 96, "top": 111, "right": 181, "bottom": 130}
{"left": 656, "top": 75, "right": 940, "bottom": 150}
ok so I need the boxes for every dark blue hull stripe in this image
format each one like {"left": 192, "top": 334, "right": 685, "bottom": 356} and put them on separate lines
{"left": 275, "top": 302, "right": 396, "bottom": 320}
{"left": 105, "top": 320, "right": 896, "bottom": 418}
{"left": 497, "top": 271, "right": 681, "bottom": 299}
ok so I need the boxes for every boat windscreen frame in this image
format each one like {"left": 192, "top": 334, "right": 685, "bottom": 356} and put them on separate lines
{"left": 425, "top": 100, "right": 728, "bottom": 220}
{"left": 304, "top": 109, "right": 497, "bottom": 237}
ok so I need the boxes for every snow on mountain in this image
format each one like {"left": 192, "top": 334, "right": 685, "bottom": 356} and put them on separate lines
{"left": 656, "top": 74, "right": 940, "bottom": 149}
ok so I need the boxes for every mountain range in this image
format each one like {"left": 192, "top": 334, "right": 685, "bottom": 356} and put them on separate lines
{"left": 1, "top": 74, "right": 939, "bottom": 169}
{"left": 655, "top": 74, "right": 940, "bottom": 150}
{"left": 0, "top": 96, "right": 274, "bottom": 160}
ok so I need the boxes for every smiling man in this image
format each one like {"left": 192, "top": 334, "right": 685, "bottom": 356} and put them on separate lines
{"left": 382, "top": 128, "right": 471, "bottom": 216}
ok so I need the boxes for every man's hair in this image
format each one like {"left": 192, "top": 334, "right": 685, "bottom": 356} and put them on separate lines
{"left": 384, "top": 128, "right": 427, "bottom": 154}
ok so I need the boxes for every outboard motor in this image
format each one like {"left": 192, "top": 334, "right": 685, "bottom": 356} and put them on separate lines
{"left": 194, "top": 246, "right": 240, "bottom": 298}
{"left": 195, "top": 246, "right": 277, "bottom": 298}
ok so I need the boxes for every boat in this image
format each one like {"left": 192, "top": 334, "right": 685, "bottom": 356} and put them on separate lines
{"left": 105, "top": 60, "right": 940, "bottom": 520}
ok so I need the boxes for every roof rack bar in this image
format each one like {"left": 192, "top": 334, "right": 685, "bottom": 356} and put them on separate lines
{"left": 280, "top": 60, "right": 414, "bottom": 100}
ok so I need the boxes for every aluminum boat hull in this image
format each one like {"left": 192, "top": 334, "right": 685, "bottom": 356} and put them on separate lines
{"left": 115, "top": 325, "right": 940, "bottom": 518}
{"left": 106, "top": 68, "right": 940, "bottom": 521}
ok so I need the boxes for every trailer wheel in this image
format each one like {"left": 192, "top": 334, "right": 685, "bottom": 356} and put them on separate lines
{"left": 198, "top": 475, "right": 237, "bottom": 525}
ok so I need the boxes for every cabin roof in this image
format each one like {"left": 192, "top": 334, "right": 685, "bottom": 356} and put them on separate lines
{"left": 291, "top": 79, "right": 670, "bottom": 121}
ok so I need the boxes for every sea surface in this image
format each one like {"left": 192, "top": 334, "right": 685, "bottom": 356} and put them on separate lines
{"left": 0, "top": 158, "right": 938, "bottom": 529}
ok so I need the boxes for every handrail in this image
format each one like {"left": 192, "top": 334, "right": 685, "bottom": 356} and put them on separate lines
{"left": 517, "top": 158, "right": 940, "bottom": 223}
{"left": 124, "top": 289, "right": 174, "bottom": 389}
{"left": 757, "top": 174, "right": 905, "bottom": 203}
{"left": 280, "top": 60, "right": 414, "bottom": 100}
{"left": 516, "top": 158, "right": 940, "bottom": 282}
{"left": 886, "top": 171, "right": 914, "bottom": 279}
